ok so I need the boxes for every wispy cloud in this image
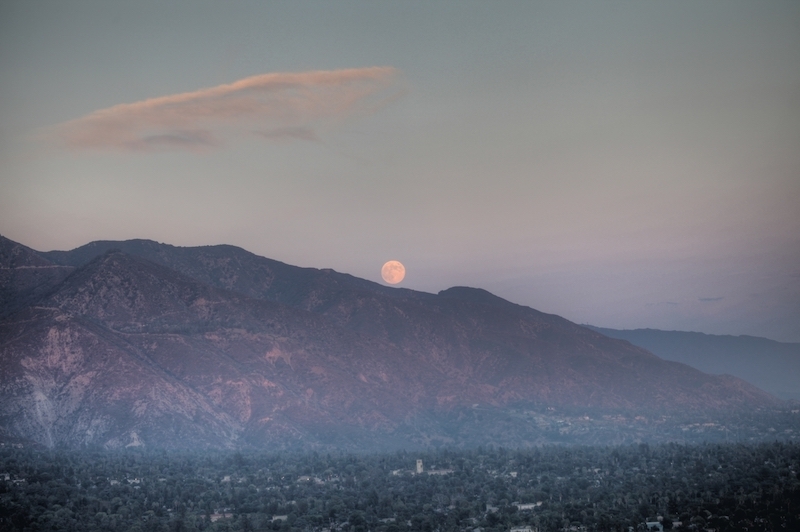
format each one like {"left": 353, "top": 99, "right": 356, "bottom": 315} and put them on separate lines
{"left": 50, "top": 67, "right": 403, "bottom": 152}
{"left": 699, "top": 297, "right": 724, "bottom": 302}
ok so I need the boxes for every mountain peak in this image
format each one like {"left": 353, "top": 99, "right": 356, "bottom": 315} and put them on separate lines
{"left": 0, "top": 234, "right": 55, "bottom": 269}
{"left": 0, "top": 235, "right": 74, "bottom": 316}
{"left": 437, "top": 286, "right": 513, "bottom": 307}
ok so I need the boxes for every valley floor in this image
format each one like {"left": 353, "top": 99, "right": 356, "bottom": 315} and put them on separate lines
{"left": 1, "top": 442, "right": 798, "bottom": 531}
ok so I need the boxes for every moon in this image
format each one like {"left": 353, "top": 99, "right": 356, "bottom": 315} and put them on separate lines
{"left": 381, "top": 260, "right": 406, "bottom": 285}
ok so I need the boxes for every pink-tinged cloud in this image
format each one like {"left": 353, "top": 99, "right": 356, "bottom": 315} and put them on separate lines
{"left": 52, "top": 67, "right": 402, "bottom": 152}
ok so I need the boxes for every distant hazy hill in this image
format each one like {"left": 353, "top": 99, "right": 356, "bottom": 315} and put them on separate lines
{"left": 587, "top": 326, "right": 800, "bottom": 401}
{"left": 0, "top": 235, "right": 784, "bottom": 450}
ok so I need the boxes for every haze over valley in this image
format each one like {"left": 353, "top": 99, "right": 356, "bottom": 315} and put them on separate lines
{"left": 1, "top": 2, "right": 799, "bottom": 530}
{"left": 2, "top": 234, "right": 800, "bottom": 531}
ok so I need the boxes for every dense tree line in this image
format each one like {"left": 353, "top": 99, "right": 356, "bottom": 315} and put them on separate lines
{"left": 1, "top": 442, "right": 798, "bottom": 531}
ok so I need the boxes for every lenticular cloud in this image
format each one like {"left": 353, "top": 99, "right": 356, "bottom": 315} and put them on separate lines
{"left": 52, "top": 67, "right": 402, "bottom": 152}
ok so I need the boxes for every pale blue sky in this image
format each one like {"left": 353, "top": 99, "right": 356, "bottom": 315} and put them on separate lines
{"left": 1, "top": 1, "right": 799, "bottom": 341}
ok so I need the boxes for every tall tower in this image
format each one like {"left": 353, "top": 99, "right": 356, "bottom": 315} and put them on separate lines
{"left": 416, "top": 459, "right": 423, "bottom": 474}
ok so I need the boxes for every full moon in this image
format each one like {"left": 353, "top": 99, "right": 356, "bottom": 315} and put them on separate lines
{"left": 381, "top": 260, "right": 406, "bottom": 284}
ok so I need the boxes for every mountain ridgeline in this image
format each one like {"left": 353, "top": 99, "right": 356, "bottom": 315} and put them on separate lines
{"left": 0, "top": 235, "right": 785, "bottom": 450}
{"left": 586, "top": 326, "right": 800, "bottom": 401}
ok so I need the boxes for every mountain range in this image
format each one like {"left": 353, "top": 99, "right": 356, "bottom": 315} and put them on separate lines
{"left": 586, "top": 326, "right": 800, "bottom": 401}
{"left": 0, "top": 235, "right": 786, "bottom": 450}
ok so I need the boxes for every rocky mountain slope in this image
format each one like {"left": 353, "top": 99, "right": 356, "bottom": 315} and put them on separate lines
{"left": 0, "top": 235, "right": 781, "bottom": 449}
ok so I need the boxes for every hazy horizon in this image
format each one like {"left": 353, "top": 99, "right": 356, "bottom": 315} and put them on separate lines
{"left": 1, "top": 1, "right": 798, "bottom": 342}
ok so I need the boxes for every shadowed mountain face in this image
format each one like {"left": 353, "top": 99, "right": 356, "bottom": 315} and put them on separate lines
{"left": 0, "top": 237, "right": 73, "bottom": 317}
{"left": 0, "top": 236, "right": 780, "bottom": 449}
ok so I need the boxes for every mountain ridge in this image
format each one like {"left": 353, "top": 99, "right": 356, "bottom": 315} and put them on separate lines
{"left": 0, "top": 235, "right": 785, "bottom": 449}
{"left": 586, "top": 325, "right": 800, "bottom": 401}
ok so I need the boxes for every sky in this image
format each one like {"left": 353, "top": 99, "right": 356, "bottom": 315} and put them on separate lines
{"left": 1, "top": 1, "right": 798, "bottom": 342}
